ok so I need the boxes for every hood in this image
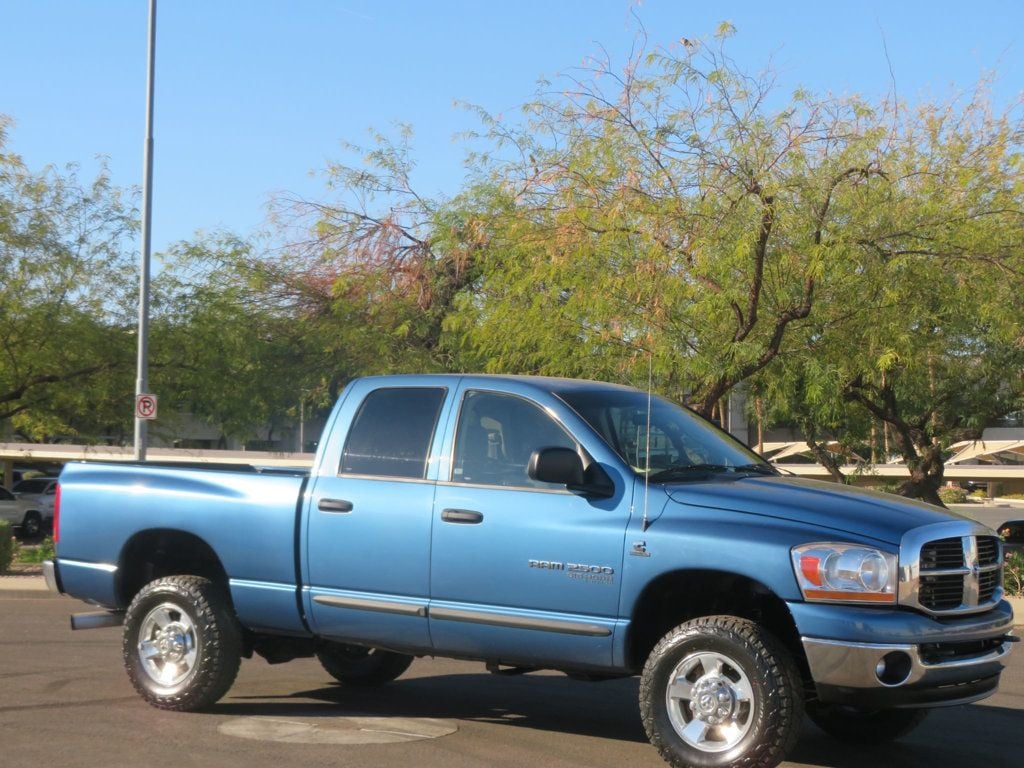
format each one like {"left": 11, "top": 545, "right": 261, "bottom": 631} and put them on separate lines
{"left": 663, "top": 476, "right": 971, "bottom": 545}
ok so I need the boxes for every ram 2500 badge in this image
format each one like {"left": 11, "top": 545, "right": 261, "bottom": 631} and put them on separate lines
{"left": 46, "top": 375, "right": 1015, "bottom": 768}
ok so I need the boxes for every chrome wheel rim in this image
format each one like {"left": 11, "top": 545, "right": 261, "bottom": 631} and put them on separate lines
{"left": 665, "top": 651, "right": 755, "bottom": 753}
{"left": 137, "top": 602, "right": 199, "bottom": 688}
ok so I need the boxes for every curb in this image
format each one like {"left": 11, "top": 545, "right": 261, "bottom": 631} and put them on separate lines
{"left": 1006, "top": 596, "right": 1024, "bottom": 622}
{"left": 0, "top": 575, "right": 57, "bottom": 599}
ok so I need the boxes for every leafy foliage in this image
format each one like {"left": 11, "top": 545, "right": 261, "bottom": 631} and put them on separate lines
{"left": 1004, "top": 551, "right": 1024, "bottom": 598}
{"left": 0, "top": 523, "right": 14, "bottom": 573}
{"left": 0, "top": 116, "right": 137, "bottom": 441}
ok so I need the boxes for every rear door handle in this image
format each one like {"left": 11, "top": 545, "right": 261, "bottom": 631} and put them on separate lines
{"left": 441, "top": 508, "right": 483, "bottom": 524}
{"left": 318, "top": 498, "right": 354, "bottom": 513}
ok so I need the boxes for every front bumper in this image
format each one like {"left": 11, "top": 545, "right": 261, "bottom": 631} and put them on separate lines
{"left": 795, "top": 598, "right": 1016, "bottom": 708}
{"left": 803, "top": 634, "right": 1014, "bottom": 708}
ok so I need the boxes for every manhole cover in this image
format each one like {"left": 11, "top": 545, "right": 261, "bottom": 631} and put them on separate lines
{"left": 219, "top": 716, "right": 458, "bottom": 745}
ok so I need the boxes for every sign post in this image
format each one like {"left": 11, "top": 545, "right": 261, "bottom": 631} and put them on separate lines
{"left": 134, "top": 0, "right": 157, "bottom": 460}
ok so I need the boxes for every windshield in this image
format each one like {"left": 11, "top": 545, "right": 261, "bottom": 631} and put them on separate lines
{"left": 556, "top": 389, "right": 769, "bottom": 480}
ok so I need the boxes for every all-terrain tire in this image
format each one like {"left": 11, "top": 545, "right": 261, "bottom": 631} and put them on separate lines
{"left": 122, "top": 575, "right": 242, "bottom": 711}
{"left": 316, "top": 642, "right": 413, "bottom": 686}
{"left": 806, "top": 703, "right": 928, "bottom": 743}
{"left": 639, "top": 615, "right": 804, "bottom": 768}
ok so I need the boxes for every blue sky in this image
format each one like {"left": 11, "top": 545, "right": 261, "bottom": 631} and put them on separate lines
{"left": 2, "top": 1, "right": 1022, "bottom": 255}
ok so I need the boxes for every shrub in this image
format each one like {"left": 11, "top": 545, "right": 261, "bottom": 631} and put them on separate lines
{"left": 16, "top": 536, "right": 55, "bottom": 564}
{"left": 938, "top": 486, "right": 969, "bottom": 505}
{"left": 0, "top": 522, "right": 14, "bottom": 573}
{"left": 1005, "top": 552, "right": 1024, "bottom": 598}
{"left": 873, "top": 482, "right": 903, "bottom": 496}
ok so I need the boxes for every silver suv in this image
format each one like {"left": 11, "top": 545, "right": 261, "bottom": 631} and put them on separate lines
{"left": 0, "top": 485, "right": 47, "bottom": 538}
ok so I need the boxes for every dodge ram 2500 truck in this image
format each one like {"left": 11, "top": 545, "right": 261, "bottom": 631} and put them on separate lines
{"left": 46, "top": 374, "right": 1015, "bottom": 768}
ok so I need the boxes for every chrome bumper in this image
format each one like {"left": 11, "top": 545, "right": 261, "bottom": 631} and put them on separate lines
{"left": 803, "top": 634, "right": 1013, "bottom": 691}
{"left": 42, "top": 559, "right": 61, "bottom": 594}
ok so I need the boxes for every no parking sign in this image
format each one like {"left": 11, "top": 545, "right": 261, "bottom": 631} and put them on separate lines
{"left": 135, "top": 393, "right": 158, "bottom": 420}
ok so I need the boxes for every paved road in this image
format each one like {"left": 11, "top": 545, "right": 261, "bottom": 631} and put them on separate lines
{"left": 1, "top": 596, "right": 1022, "bottom": 768}
{"left": 951, "top": 502, "right": 1024, "bottom": 532}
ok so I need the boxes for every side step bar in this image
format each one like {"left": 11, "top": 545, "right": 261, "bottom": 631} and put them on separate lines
{"left": 70, "top": 611, "right": 124, "bottom": 631}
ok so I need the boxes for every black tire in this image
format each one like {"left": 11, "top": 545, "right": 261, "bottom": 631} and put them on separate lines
{"left": 639, "top": 616, "right": 804, "bottom": 768}
{"left": 122, "top": 575, "right": 242, "bottom": 711}
{"left": 316, "top": 642, "right": 413, "bottom": 686}
{"left": 19, "top": 511, "right": 42, "bottom": 539}
{"left": 807, "top": 703, "right": 928, "bottom": 743}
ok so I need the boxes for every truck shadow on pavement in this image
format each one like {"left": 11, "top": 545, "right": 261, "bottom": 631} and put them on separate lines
{"left": 211, "top": 671, "right": 1024, "bottom": 767}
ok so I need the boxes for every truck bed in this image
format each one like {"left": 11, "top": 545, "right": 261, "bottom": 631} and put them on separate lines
{"left": 57, "top": 461, "right": 309, "bottom": 634}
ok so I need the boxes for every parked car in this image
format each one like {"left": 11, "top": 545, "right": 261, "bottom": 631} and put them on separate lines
{"left": 0, "top": 485, "right": 46, "bottom": 538}
{"left": 998, "top": 520, "right": 1024, "bottom": 556}
{"left": 13, "top": 477, "right": 59, "bottom": 517}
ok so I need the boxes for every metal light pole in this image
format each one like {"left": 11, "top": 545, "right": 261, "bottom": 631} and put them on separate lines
{"left": 134, "top": 0, "right": 157, "bottom": 461}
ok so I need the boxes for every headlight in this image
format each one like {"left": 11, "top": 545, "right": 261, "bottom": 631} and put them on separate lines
{"left": 791, "top": 543, "right": 897, "bottom": 604}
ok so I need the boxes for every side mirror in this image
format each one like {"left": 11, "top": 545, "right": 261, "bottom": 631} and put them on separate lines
{"left": 529, "top": 447, "right": 584, "bottom": 486}
{"left": 528, "top": 447, "right": 614, "bottom": 498}
{"left": 998, "top": 520, "right": 1024, "bottom": 543}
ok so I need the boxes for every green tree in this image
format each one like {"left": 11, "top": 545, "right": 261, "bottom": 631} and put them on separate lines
{"left": 151, "top": 235, "right": 332, "bottom": 446}
{"left": 763, "top": 88, "right": 1024, "bottom": 504}
{"left": 0, "top": 117, "right": 137, "bottom": 441}
{"left": 444, "top": 32, "right": 892, "bottom": 415}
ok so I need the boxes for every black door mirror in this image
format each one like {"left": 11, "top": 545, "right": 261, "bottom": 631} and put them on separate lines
{"left": 528, "top": 447, "right": 614, "bottom": 498}
{"left": 529, "top": 447, "right": 584, "bottom": 486}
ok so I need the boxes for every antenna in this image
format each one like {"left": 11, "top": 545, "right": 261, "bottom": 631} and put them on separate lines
{"left": 642, "top": 349, "right": 652, "bottom": 532}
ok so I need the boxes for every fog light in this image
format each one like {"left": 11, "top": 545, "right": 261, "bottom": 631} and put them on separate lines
{"left": 874, "top": 651, "right": 913, "bottom": 686}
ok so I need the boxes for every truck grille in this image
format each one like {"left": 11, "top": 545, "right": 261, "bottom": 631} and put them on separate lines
{"left": 917, "top": 535, "right": 1002, "bottom": 613}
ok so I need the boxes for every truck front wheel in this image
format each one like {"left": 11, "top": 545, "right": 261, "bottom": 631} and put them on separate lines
{"left": 316, "top": 642, "right": 413, "bottom": 686}
{"left": 639, "top": 616, "right": 803, "bottom": 768}
{"left": 806, "top": 703, "right": 928, "bottom": 743}
{"left": 122, "top": 575, "right": 242, "bottom": 711}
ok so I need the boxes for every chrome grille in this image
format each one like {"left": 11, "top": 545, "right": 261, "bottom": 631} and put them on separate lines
{"left": 921, "top": 538, "right": 964, "bottom": 569}
{"left": 977, "top": 537, "right": 1000, "bottom": 566}
{"left": 901, "top": 524, "right": 1004, "bottom": 616}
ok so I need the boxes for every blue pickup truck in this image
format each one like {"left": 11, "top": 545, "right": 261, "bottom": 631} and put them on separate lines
{"left": 46, "top": 375, "right": 1015, "bottom": 768}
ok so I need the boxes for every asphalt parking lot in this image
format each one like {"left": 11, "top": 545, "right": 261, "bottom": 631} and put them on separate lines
{"left": 0, "top": 595, "right": 1021, "bottom": 768}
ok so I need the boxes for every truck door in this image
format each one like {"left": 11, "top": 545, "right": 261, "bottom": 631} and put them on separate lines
{"left": 306, "top": 383, "right": 449, "bottom": 651}
{"left": 429, "top": 387, "right": 630, "bottom": 668}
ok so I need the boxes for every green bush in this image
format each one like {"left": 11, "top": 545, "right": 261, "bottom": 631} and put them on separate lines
{"left": 1002, "top": 493, "right": 1024, "bottom": 500}
{"left": 872, "top": 482, "right": 903, "bottom": 496}
{"left": 1005, "top": 552, "right": 1024, "bottom": 598}
{"left": 0, "top": 522, "right": 14, "bottom": 573}
{"left": 938, "top": 486, "right": 969, "bottom": 505}
{"left": 16, "top": 536, "right": 54, "bottom": 565}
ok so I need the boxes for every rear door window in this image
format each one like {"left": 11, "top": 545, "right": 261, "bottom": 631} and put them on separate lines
{"left": 340, "top": 387, "right": 446, "bottom": 479}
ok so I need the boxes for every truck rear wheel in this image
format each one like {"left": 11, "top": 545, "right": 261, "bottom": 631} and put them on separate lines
{"left": 316, "top": 642, "right": 413, "bottom": 686}
{"left": 123, "top": 575, "right": 242, "bottom": 711}
{"left": 639, "top": 615, "right": 803, "bottom": 768}
{"left": 807, "top": 703, "right": 928, "bottom": 743}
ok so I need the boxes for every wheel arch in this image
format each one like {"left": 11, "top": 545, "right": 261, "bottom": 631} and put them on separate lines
{"left": 117, "top": 529, "right": 229, "bottom": 608}
{"left": 626, "top": 568, "right": 806, "bottom": 675}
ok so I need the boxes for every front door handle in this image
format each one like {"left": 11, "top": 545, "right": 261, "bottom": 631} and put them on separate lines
{"left": 318, "top": 498, "right": 354, "bottom": 513}
{"left": 441, "top": 508, "right": 483, "bottom": 524}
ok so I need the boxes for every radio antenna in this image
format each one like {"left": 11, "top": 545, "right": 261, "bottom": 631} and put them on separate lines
{"left": 642, "top": 349, "right": 652, "bottom": 532}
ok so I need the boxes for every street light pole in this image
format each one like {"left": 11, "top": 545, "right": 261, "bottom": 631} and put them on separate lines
{"left": 134, "top": 0, "right": 157, "bottom": 461}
